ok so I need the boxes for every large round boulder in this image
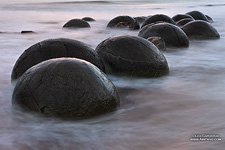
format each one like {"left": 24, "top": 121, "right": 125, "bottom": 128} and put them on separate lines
{"left": 11, "top": 38, "right": 103, "bottom": 81}
{"left": 63, "top": 19, "right": 90, "bottom": 28}
{"left": 107, "top": 16, "right": 140, "bottom": 30}
{"left": 95, "top": 36, "right": 169, "bottom": 77}
{"left": 181, "top": 20, "right": 220, "bottom": 39}
{"left": 176, "top": 18, "right": 194, "bottom": 27}
{"left": 186, "top": 11, "right": 209, "bottom": 22}
{"left": 12, "top": 58, "right": 120, "bottom": 119}
{"left": 138, "top": 23, "right": 189, "bottom": 48}
{"left": 141, "top": 14, "right": 176, "bottom": 28}
{"left": 172, "top": 14, "right": 194, "bottom": 22}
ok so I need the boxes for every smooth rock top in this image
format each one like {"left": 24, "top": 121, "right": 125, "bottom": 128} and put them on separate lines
{"left": 186, "top": 11, "right": 209, "bottom": 22}
{"left": 172, "top": 14, "right": 194, "bottom": 22}
{"left": 12, "top": 58, "right": 120, "bottom": 119}
{"left": 82, "top": 17, "right": 95, "bottom": 22}
{"left": 11, "top": 38, "right": 103, "bottom": 81}
{"left": 96, "top": 35, "right": 169, "bottom": 77}
{"left": 139, "top": 23, "right": 189, "bottom": 48}
{"left": 141, "top": 14, "right": 176, "bottom": 28}
{"left": 176, "top": 18, "right": 194, "bottom": 27}
{"left": 181, "top": 20, "right": 220, "bottom": 39}
{"left": 107, "top": 15, "right": 140, "bottom": 30}
{"left": 63, "top": 19, "right": 90, "bottom": 28}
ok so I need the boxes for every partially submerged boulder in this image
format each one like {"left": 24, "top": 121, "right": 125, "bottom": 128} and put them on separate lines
{"left": 139, "top": 23, "right": 189, "bottom": 48}
{"left": 107, "top": 16, "right": 139, "bottom": 30}
{"left": 186, "top": 11, "right": 209, "bottom": 22}
{"left": 141, "top": 14, "right": 176, "bottom": 28}
{"left": 11, "top": 38, "right": 103, "bottom": 80}
{"left": 96, "top": 35, "right": 169, "bottom": 77}
{"left": 12, "top": 58, "right": 120, "bottom": 119}
{"left": 63, "top": 19, "right": 90, "bottom": 28}
{"left": 181, "top": 20, "right": 220, "bottom": 39}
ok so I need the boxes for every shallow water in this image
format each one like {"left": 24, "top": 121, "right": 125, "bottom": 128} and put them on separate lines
{"left": 1, "top": 0, "right": 225, "bottom": 149}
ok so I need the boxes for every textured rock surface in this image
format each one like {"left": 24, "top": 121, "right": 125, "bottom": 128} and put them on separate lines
{"left": 63, "top": 19, "right": 90, "bottom": 28}
{"left": 139, "top": 23, "right": 189, "bottom": 48}
{"left": 96, "top": 35, "right": 169, "bottom": 77}
{"left": 107, "top": 16, "right": 140, "bottom": 30}
{"left": 141, "top": 14, "right": 176, "bottom": 28}
{"left": 147, "top": 37, "right": 166, "bottom": 51}
{"left": 181, "top": 20, "right": 220, "bottom": 39}
{"left": 12, "top": 58, "right": 120, "bottom": 119}
{"left": 11, "top": 38, "right": 103, "bottom": 80}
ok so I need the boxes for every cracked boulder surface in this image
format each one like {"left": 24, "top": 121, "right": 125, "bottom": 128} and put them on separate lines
{"left": 11, "top": 38, "right": 104, "bottom": 81}
{"left": 63, "top": 19, "right": 90, "bottom": 28}
{"left": 138, "top": 23, "right": 189, "bottom": 48}
{"left": 181, "top": 20, "right": 220, "bottom": 40}
{"left": 12, "top": 58, "right": 120, "bottom": 119}
{"left": 107, "top": 16, "right": 140, "bottom": 30}
{"left": 95, "top": 35, "right": 169, "bottom": 77}
{"left": 141, "top": 14, "right": 176, "bottom": 28}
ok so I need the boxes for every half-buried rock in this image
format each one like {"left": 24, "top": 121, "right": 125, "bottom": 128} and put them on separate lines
{"left": 11, "top": 38, "right": 103, "bottom": 81}
{"left": 63, "top": 19, "right": 90, "bottom": 28}
{"left": 96, "top": 36, "right": 169, "bottom": 77}
{"left": 172, "top": 14, "right": 194, "bottom": 22}
{"left": 107, "top": 16, "right": 139, "bottom": 30}
{"left": 141, "top": 14, "right": 176, "bottom": 28}
{"left": 82, "top": 17, "right": 95, "bottom": 22}
{"left": 139, "top": 23, "right": 189, "bottom": 48}
{"left": 12, "top": 58, "right": 120, "bottom": 119}
{"left": 181, "top": 20, "right": 220, "bottom": 39}
{"left": 176, "top": 18, "right": 194, "bottom": 27}
{"left": 186, "top": 11, "right": 209, "bottom": 22}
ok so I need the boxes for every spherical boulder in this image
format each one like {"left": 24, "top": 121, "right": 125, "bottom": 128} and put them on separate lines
{"left": 63, "top": 19, "right": 90, "bottom": 28}
{"left": 11, "top": 38, "right": 103, "bottom": 81}
{"left": 107, "top": 16, "right": 140, "bottom": 30}
{"left": 12, "top": 58, "right": 119, "bottom": 119}
{"left": 95, "top": 36, "right": 169, "bottom": 77}
{"left": 176, "top": 18, "right": 194, "bottom": 27}
{"left": 181, "top": 20, "right": 220, "bottom": 39}
{"left": 133, "top": 16, "right": 147, "bottom": 25}
{"left": 138, "top": 23, "right": 189, "bottom": 48}
{"left": 172, "top": 14, "right": 194, "bottom": 22}
{"left": 141, "top": 14, "right": 176, "bottom": 28}
{"left": 82, "top": 17, "right": 95, "bottom": 22}
{"left": 186, "top": 11, "right": 209, "bottom": 22}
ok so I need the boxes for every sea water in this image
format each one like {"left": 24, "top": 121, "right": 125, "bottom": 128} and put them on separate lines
{"left": 0, "top": 0, "right": 225, "bottom": 149}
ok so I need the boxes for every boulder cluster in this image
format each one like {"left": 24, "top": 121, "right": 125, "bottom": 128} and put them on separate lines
{"left": 11, "top": 10, "right": 220, "bottom": 119}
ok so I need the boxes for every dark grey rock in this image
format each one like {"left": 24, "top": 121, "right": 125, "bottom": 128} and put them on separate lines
{"left": 139, "top": 23, "right": 189, "bottom": 48}
{"left": 96, "top": 35, "right": 169, "bottom": 77}
{"left": 186, "top": 11, "right": 209, "bottom": 22}
{"left": 82, "top": 17, "right": 95, "bottom": 22}
{"left": 141, "top": 14, "right": 176, "bottom": 28}
{"left": 133, "top": 16, "right": 147, "bottom": 25}
{"left": 11, "top": 38, "right": 103, "bottom": 81}
{"left": 181, "top": 20, "right": 220, "bottom": 39}
{"left": 107, "top": 16, "right": 140, "bottom": 30}
{"left": 63, "top": 19, "right": 90, "bottom": 28}
{"left": 12, "top": 58, "right": 120, "bottom": 119}
{"left": 205, "top": 15, "right": 213, "bottom": 23}
{"left": 147, "top": 37, "right": 166, "bottom": 51}
{"left": 172, "top": 14, "right": 194, "bottom": 22}
{"left": 176, "top": 18, "right": 194, "bottom": 27}
{"left": 21, "top": 31, "right": 35, "bottom": 34}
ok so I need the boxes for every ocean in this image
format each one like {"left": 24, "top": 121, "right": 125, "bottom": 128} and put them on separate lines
{"left": 0, "top": 0, "right": 225, "bottom": 149}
